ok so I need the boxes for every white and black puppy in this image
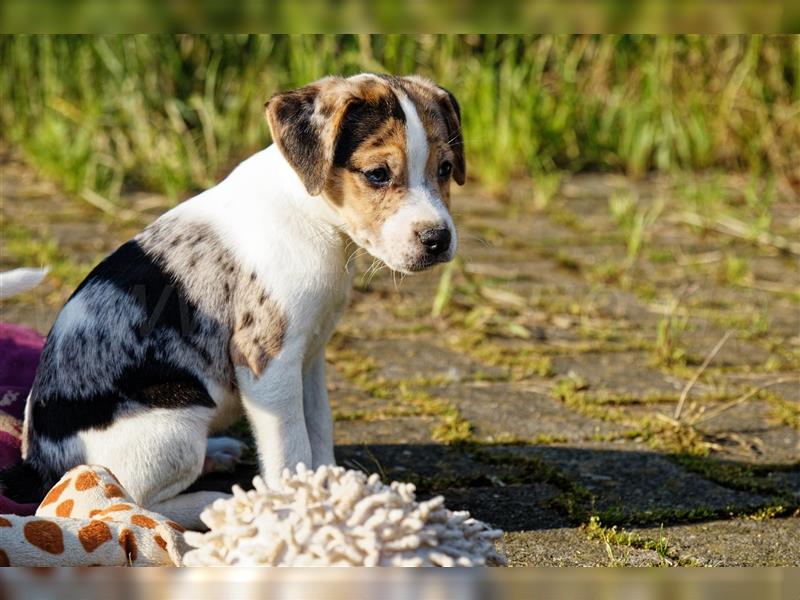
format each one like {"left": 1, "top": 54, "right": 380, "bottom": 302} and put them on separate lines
{"left": 1, "top": 73, "right": 464, "bottom": 527}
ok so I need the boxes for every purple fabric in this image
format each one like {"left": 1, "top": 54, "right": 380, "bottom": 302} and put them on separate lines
{"left": 0, "top": 495, "right": 37, "bottom": 516}
{"left": 0, "top": 323, "right": 44, "bottom": 515}
{"left": 0, "top": 323, "right": 44, "bottom": 420}
{"left": 0, "top": 429, "right": 22, "bottom": 469}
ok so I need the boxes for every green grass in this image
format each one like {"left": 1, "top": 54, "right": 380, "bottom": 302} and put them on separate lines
{"left": 584, "top": 516, "right": 678, "bottom": 566}
{"left": 608, "top": 191, "right": 665, "bottom": 267}
{"left": 1, "top": 35, "right": 798, "bottom": 205}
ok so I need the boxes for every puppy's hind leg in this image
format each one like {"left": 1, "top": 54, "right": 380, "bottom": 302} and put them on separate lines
{"left": 150, "top": 490, "right": 230, "bottom": 531}
{"left": 79, "top": 407, "right": 214, "bottom": 524}
{"left": 152, "top": 437, "right": 247, "bottom": 530}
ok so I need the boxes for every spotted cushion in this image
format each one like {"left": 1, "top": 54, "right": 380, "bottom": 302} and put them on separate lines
{"left": 0, "top": 465, "right": 187, "bottom": 566}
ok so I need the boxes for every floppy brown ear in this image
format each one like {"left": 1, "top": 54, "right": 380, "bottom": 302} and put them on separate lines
{"left": 265, "top": 78, "right": 355, "bottom": 196}
{"left": 436, "top": 87, "right": 466, "bottom": 185}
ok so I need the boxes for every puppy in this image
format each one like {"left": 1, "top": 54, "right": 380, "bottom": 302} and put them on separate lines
{"left": 0, "top": 73, "right": 464, "bottom": 527}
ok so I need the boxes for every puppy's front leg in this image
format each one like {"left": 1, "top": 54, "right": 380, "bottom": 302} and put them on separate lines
{"left": 236, "top": 352, "right": 311, "bottom": 489}
{"left": 303, "top": 351, "right": 335, "bottom": 468}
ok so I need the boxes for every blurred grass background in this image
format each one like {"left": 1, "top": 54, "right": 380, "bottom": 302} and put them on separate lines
{"left": 1, "top": 34, "right": 798, "bottom": 205}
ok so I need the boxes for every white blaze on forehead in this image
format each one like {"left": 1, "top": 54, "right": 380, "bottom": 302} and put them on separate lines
{"left": 398, "top": 93, "right": 429, "bottom": 188}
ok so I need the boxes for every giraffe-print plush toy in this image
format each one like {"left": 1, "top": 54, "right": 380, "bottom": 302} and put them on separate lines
{"left": 0, "top": 465, "right": 187, "bottom": 566}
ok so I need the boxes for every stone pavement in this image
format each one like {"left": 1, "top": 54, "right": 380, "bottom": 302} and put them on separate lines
{"left": 2, "top": 147, "right": 798, "bottom": 566}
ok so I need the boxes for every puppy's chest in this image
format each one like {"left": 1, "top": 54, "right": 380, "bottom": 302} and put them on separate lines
{"left": 304, "top": 280, "right": 351, "bottom": 355}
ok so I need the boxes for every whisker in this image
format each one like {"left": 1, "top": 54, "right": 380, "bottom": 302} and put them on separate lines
{"left": 461, "top": 232, "right": 493, "bottom": 248}
{"left": 345, "top": 247, "right": 367, "bottom": 272}
{"left": 365, "top": 260, "right": 387, "bottom": 287}
{"left": 361, "top": 258, "right": 381, "bottom": 287}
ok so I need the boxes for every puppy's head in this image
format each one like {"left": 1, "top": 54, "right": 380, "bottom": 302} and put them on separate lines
{"left": 266, "top": 73, "right": 464, "bottom": 274}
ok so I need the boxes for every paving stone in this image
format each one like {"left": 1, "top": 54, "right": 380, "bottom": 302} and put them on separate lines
{"left": 549, "top": 352, "right": 690, "bottom": 400}
{"left": 750, "top": 255, "right": 800, "bottom": 285}
{"left": 439, "top": 485, "right": 568, "bottom": 532}
{"left": 438, "top": 382, "right": 627, "bottom": 442}
{"left": 334, "top": 416, "right": 437, "bottom": 445}
{"left": 326, "top": 369, "right": 394, "bottom": 414}
{"left": 765, "top": 470, "right": 800, "bottom": 500}
{"left": 335, "top": 443, "right": 495, "bottom": 483}
{"left": 496, "top": 443, "right": 772, "bottom": 522}
{"left": 338, "top": 289, "right": 438, "bottom": 336}
{"left": 334, "top": 444, "right": 569, "bottom": 532}
{"left": 679, "top": 331, "right": 774, "bottom": 368}
{"left": 461, "top": 209, "right": 582, "bottom": 248}
{"left": 559, "top": 173, "right": 633, "bottom": 201}
{"left": 634, "top": 517, "right": 800, "bottom": 566}
{"left": 697, "top": 401, "right": 800, "bottom": 465}
{"left": 503, "top": 528, "right": 664, "bottom": 566}
{"left": 689, "top": 287, "right": 800, "bottom": 337}
{"left": 345, "top": 337, "right": 504, "bottom": 382}
{"left": 725, "top": 374, "right": 800, "bottom": 403}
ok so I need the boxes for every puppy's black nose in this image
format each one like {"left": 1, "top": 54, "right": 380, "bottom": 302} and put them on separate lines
{"left": 417, "top": 227, "right": 451, "bottom": 256}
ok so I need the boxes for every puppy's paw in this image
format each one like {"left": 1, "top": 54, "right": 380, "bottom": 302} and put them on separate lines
{"left": 203, "top": 437, "right": 248, "bottom": 474}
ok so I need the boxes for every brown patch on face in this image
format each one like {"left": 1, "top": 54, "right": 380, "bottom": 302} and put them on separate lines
{"left": 78, "top": 520, "right": 113, "bottom": 552}
{"left": 154, "top": 535, "right": 168, "bottom": 551}
{"left": 324, "top": 146, "right": 409, "bottom": 242}
{"left": 321, "top": 77, "right": 412, "bottom": 242}
{"left": 119, "top": 529, "right": 138, "bottom": 563}
{"left": 130, "top": 514, "right": 157, "bottom": 529}
{"left": 75, "top": 470, "right": 100, "bottom": 490}
{"left": 0, "top": 516, "right": 11, "bottom": 527}
{"left": 24, "top": 520, "right": 64, "bottom": 554}
{"left": 40, "top": 477, "right": 71, "bottom": 506}
{"left": 55, "top": 499, "right": 74, "bottom": 517}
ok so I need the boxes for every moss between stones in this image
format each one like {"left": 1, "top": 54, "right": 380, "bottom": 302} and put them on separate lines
{"left": 671, "top": 454, "right": 800, "bottom": 499}
{"left": 765, "top": 393, "right": 800, "bottom": 429}
{"left": 594, "top": 501, "right": 795, "bottom": 530}
{"left": 327, "top": 346, "right": 476, "bottom": 445}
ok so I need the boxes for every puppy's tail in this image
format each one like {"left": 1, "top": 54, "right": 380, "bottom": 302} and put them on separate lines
{"left": 0, "top": 268, "right": 49, "bottom": 298}
{"left": 0, "top": 461, "right": 49, "bottom": 503}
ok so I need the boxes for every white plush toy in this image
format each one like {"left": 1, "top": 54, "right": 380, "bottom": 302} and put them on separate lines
{"left": 183, "top": 464, "right": 506, "bottom": 566}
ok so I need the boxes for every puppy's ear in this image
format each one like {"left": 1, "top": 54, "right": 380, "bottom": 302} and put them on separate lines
{"left": 265, "top": 78, "right": 355, "bottom": 196}
{"left": 436, "top": 87, "right": 466, "bottom": 185}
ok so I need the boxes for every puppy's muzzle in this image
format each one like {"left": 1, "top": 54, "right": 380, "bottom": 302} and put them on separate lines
{"left": 417, "top": 226, "right": 451, "bottom": 258}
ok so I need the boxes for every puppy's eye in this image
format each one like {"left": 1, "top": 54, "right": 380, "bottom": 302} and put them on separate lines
{"left": 438, "top": 161, "right": 453, "bottom": 179}
{"left": 364, "top": 167, "right": 391, "bottom": 186}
